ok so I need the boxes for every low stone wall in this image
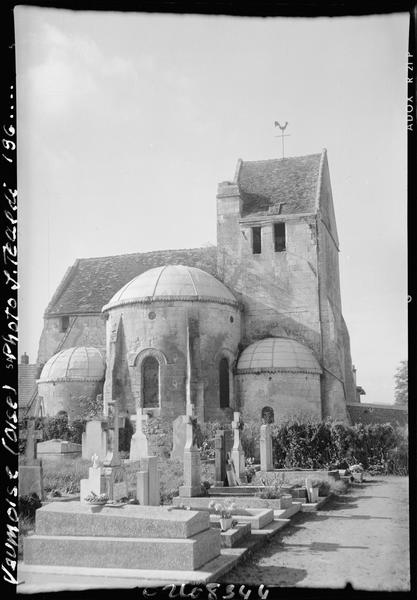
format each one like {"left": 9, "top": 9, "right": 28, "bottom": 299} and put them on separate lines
{"left": 253, "top": 469, "right": 339, "bottom": 485}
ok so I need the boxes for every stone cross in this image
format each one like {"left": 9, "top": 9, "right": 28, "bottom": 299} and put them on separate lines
{"left": 231, "top": 411, "right": 245, "bottom": 483}
{"left": 260, "top": 423, "right": 273, "bottom": 472}
{"left": 103, "top": 399, "right": 120, "bottom": 467}
{"left": 129, "top": 408, "right": 151, "bottom": 460}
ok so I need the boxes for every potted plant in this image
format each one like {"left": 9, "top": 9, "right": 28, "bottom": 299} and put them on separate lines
{"left": 208, "top": 499, "right": 236, "bottom": 531}
{"left": 349, "top": 464, "right": 364, "bottom": 482}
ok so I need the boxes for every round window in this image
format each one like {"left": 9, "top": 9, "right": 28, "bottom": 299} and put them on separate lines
{"left": 148, "top": 311, "right": 156, "bottom": 320}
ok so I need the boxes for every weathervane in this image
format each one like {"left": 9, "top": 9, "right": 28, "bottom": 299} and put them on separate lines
{"left": 274, "top": 121, "right": 290, "bottom": 158}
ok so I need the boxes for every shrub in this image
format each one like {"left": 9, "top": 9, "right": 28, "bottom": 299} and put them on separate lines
{"left": 19, "top": 493, "right": 42, "bottom": 520}
{"left": 265, "top": 417, "right": 408, "bottom": 474}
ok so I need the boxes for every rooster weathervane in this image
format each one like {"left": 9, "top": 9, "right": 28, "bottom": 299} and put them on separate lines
{"left": 274, "top": 121, "right": 290, "bottom": 158}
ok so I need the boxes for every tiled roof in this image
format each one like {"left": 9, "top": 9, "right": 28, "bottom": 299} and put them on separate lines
{"left": 238, "top": 153, "right": 322, "bottom": 217}
{"left": 18, "top": 363, "right": 39, "bottom": 408}
{"left": 45, "top": 247, "right": 218, "bottom": 316}
{"left": 347, "top": 403, "right": 408, "bottom": 426}
{"left": 237, "top": 337, "right": 322, "bottom": 373}
{"left": 104, "top": 264, "right": 237, "bottom": 311}
{"left": 39, "top": 347, "right": 105, "bottom": 382}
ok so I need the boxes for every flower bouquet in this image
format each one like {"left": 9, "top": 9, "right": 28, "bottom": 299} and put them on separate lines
{"left": 84, "top": 491, "right": 109, "bottom": 511}
{"left": 209, "top": 499, "right": 236, "bottom": 531}
{"left": 348, "top": 464, "right": 364, "bottom": 482}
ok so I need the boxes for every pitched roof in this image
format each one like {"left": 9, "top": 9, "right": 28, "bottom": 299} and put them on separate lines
{"left": 45, "top": 246, "right": 218, "bottom": 316}
{"left": 238, "top": 152, "right": 322, "bottom": 217}
{"left": 347, "top": 403, "right": 408, "bottom": 427}
{"left": 18, "top": 363, "right": 39, "bottom": 408}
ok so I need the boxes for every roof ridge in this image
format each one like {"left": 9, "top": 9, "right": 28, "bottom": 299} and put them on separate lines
{"left": 76, "top": 246, "right": 215, "bottom": 263}
{"left": 240, "top": 153, "right": 322, "bottom": 166}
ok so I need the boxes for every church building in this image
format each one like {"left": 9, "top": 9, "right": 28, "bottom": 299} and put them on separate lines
{"left": 33, "top": 149, "right": 360, "bottom": 425}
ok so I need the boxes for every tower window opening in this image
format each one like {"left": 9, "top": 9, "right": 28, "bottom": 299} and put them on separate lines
{"left": 274, "top": 222, "right": 286, "bottom": 252}
{"left": 60, "top": 316, "right": 70, "bottom": 332}
{"left": 219, "top": 357, "right": 230, "bottom": 408}
{"left": 252, "top": 227, "right": 262, "bottom": 254}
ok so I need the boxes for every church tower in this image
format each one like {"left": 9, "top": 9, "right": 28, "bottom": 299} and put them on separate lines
{"left": 216, "top": 149, "right": 356, "bottom": 420}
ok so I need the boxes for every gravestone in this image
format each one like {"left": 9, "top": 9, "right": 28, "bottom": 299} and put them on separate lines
{"left": 179, "top": 405, "right": 201, "bottom": 497}
{"left": 231, "top": 412, "right": 246, "bottom": 484}
{"left": 214, "top": 429, "right": 234, "bottom": 486}
{"left": 171, "top": 415, "right": 187, "bottom": 460}
{"left": 82, "top": 419, "right": 108, "bottom": 461}
{"left": 80, "top": 399, "right": 128, "bottom": 502}
{"left": 137, "top": 455, "right": 160, "bottom": 506}
{"left": 19, "top": 418, "right": 45, "bottom": 500}
{"left": 260, "top": 423, "right": 273, "bottom": 471}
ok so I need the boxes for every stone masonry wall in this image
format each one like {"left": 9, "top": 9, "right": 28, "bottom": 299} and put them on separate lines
{"left": 237, "top": 371, "right": 322, "bottom": 424}
{"left": 37, "top": 314, "right": 106, "bottom": 366}
{"left": 37, "top": 379, "right": 104, "bottom": 422}
{"left": 104, "top": 299, "right": 241, "bottom": 424}
{"left": 217, "top": 184, "right": 322, "bottom": 357}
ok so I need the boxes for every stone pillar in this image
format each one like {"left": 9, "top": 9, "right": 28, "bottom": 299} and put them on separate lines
{"left": 214, "top": 430, "right": 226, "bottom": 487}
{"left": 179, "top": 405, "right": 201, "bottom": 497}
{"left": 260, "top": 424, "right": 273, "bottom": 472}
{"left": 231, "top": 411, "right": 246, "bottom": 484}
{"left": 129, "top": 408, "right": 150, "bottom": 460}
{"left": 140, "top": 455, "right": 160, "bottom": 506}
{"left": 103, "top": 400, "right": 120, "bottom": 467}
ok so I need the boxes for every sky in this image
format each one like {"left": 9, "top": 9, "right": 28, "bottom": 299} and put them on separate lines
{"left": 15, "top": 7, "right": 408, "bottom": 404}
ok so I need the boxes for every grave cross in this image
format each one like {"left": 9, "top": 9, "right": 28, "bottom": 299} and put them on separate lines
{"left": 129, "top": 407, "right": 151, "bottom": 460}
{"left": 274, "top": 121, "right": 290, "bottom": 159}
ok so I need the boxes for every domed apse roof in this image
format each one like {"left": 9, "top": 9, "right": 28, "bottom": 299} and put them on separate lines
{"left": 236, "top": 338, "right": 322, "bottom": 374}
{"left": 38, "top": 347, "right": 105, "bottom": 383}
{"left": 102, "top": 264, "right": 238, "bottom": 311}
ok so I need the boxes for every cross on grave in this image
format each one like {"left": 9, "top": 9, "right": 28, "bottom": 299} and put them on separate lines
{"left": 129, "top": 408, "right": 151, "bottom": 460}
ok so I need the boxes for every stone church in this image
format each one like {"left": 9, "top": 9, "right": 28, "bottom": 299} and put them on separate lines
{"left": 33, "top": 149, "right": 362, "bottom": 425}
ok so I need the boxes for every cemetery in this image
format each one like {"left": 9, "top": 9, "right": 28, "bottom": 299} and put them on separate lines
{"left": 17, "top": 391, "right": 409, "bottom": 591}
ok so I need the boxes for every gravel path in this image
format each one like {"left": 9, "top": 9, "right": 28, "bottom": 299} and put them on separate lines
{"left": 220, "top": 476, "right": 410, "bottom": 591}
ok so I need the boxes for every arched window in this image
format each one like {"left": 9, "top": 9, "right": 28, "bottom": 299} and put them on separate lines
{"left": 261, "top": 406, "right": 274, "bottom": 424}
{"left": 142, "top": 356, "right": 159, "bottom": 408}
{"left": 219, "top": 357, "right": 230, "bottom": 408}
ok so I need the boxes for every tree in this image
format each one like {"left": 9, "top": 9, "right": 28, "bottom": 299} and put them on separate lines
{"left": 394, "top": 360, "right": 408, "bottom": 405}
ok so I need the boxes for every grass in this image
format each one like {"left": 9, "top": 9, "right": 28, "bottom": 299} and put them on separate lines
{"left": 18, "top": 515, "right": 35, "bottom": 560}
{"left": 42, "top": 457, "right": 90, "bottom": 495}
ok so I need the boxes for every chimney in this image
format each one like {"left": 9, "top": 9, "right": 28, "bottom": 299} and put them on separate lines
{"left": 21, "top": 352, "right": 29, "bottom": 365}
